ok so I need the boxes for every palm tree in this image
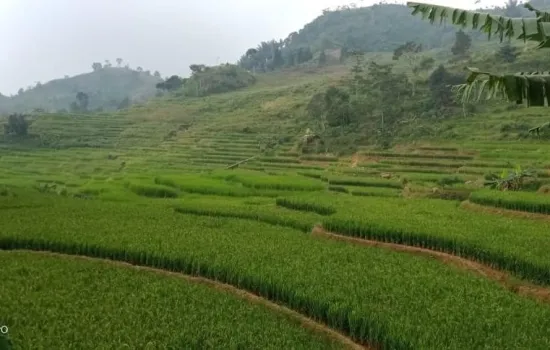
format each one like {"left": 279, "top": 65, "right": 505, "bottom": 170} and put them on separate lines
{"left": 407, "top": 2, "right": 550, "bottom": 107}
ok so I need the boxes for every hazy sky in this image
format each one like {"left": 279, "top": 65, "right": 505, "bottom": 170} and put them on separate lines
{"left": 0, "top": 0, "right": 505, "bottom": 95}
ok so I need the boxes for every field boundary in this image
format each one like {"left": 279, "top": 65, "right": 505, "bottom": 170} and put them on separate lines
{"left": 311, "top": 225, "right": 550, "bottom": 304}
{"left": 175, "top": 207, "right": 549, "bottom": 287}
{"left": 0, "top": 243, "right": 372, "bottom": 349}
{"left": 461, "top": 200, "right": 550, "bottom": 222}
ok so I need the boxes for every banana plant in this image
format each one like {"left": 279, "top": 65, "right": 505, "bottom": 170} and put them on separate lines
{"left": 484, "top": 164, "right": 536, "bottom": 190}
{"left": 407, "top": 2, "right": 550, "bottom": 106}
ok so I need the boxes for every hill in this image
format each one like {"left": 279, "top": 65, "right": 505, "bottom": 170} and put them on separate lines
{"left": 1, "top": 2, "right": 550, "bottom": 349}
{"left": 236, "top": 1, "right": 546, "bottom": 73}
{"left": 0, "top": 66, "right": 162, "bottom": 114}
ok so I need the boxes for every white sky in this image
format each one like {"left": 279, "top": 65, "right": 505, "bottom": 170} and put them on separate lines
{"left": 0, "top": 0, "right": 506, "bottom": 95}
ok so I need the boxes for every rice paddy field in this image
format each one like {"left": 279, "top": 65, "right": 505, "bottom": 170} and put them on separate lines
{"left": 1, "top": 98, "right": 550, "bottom": 349}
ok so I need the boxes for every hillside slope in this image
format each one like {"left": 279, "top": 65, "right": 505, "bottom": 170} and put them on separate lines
{"left": 0, "top": 67, "right": 162, "bottom": 114}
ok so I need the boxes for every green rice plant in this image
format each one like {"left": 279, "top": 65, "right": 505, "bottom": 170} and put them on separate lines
{"left": 378, "top": 159, "right": 465, "bottom": 168}
{"left": 348, "top": 186, "right": 402, "bottom": 198}
{"left": 400, "top": 172, "right": 470, "bottom": 185}
{"left": 258, "top": 157, "right": 301, "bottom": 164}
{"left": 470, "top": 189, "right": 550, "bottom": 215}
{"left": 154, "top": 175, "right": 282, "bottom": 197}
{"left": 417, "top": 146, "right": 460, "bottom": 152}
{"left": 210, "top": 139, "right": 259, "bottom": 145}
{"left": 437, "top": 176, "right": 466, "bottom": 187}
{"left": 0, "top": 251, "right": 343, "bottom": 350}
{"left": 326, "top": 175, "right": 402, "bottom": 189}
{"left": 356, "top": 162, "right": 390, "bottom": 169}
{"left": 202, "top": 151, "right": 258, "bottom": 158}
{"left": 466, "top": 161, "right": 516, "bottom": 168}
{"left": 328, "top": 185, "right": 349, "bottom": 193}
{"left": 2, "top": 199, "right": 549, "bottom": 348}
{"left": 280, "top": 151, "right": 301, "bottom": 157}
{"left": 127, "top": 182, "right": 178, "bottom": 198}
{"left": 253, "top": 162, "right": 325, "bottom": 170}
{"left": 334, "top": 168, "right": 381, "bottom": 177}
{"left": 215, "top": 170, "right": 325, "bottom": 191}
{"left": 200, "top": 154, "right": 251, "bottom": 161}
{"left": 427, "top": 188, "right": 472, "bottom": 201}
{"left": 276, "top": 197, "right": 336, "bottom": 216}
{"left": 299, "top": 155, "right": 339, "bottom": 162}
{"left": 297, "top": 171, "right": 324, "bottom": 179}
{"left": 362, "top": 151, "right": 474, "bottom": 160}
{"left": 315, "top": 194, "right": 550, "bottom": 285}
{"left": 174, "top": 196, "right": 320, "bottom": 232}
{"left": 375, "top": 167, "right": 454, "bottom": 175}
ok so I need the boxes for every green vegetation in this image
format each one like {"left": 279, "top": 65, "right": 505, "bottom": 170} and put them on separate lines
{"left": 325, "top": 175, "right": 403, "bottom": 189}
{"left": 0, "top": 251, "right": 344, "bottom": 349}
{"left": 1, "top": 199, "right": 550, "bottom": 349}
{"left": 181, "top": 64, "right": 256, "bottom": 97}
{"left": 0, "top": 66, "right": 161, "bottom": 114}
{"left": 4, "top": 1, "right": 550, "bottom": 348}
{"left": 470, "top": 189, "right": 550, "bottom": 214}
{"left": 408, "top": 1, "right": 550, "bottom": 106}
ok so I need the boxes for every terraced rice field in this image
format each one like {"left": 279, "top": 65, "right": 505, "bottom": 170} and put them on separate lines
{"left": 1, "top": 111, "right": 550, "bottom": 349}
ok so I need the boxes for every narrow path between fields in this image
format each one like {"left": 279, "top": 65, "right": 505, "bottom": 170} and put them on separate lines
{"left": 311, "top": 225, "right": 550, "bottom": 304}
{"left": 461, "top": 200, "right": 550, "bottom": 222}
{"left": 3, "top": 249, "right": 368, "bottom": 350}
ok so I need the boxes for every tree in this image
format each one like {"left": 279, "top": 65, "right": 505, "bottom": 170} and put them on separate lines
{"left": 116, "top": 58, "right": 123, "bottom": 67}
{"left": 451, "top": 29, "right": 471, "bottom": 56}
{"left": 136, "top": 66, "right": 143, "bottom": 72}
{"left": 407, "top": 2, "right": 550, "bottom": 107}
{"left": 392, "top": 41, "right": 423, "bottom": 95}
{"left": 318, "top": 50, "right": 327, "bottom": 66}
{"left": 92, "top": 62, "right": 102, "bottom": 71}
{"left": 156, "top": 75, "right": 184, "bottom": 91}
{"left": 3, "top": 113, "right": 29, "bottom": 136}
{"left": 245, "top": 48, "right": 258, "bottom": 57}
{"left": 504, "top": 0, "right": 522, "bottom": 17}
{"left": 17, "top": 88, "right": 24, "bottom": 96}
{"left": 428, "top": 65, "right": 464, "bottom": 110}
{"left": 189, "top": 64, "right": 206, "bottom": 73}
{"left": 71, "top": 92, "right": 89, "bottom": 112}
{"left": 104, "top": 59, "right": 112, "bottom": 68}
{"left": 153, "top": 70, "right": 161, "bottom": 78}
{"left": 117, "top": 97, "right": 131, "bottom": 110}
{"left": 496, "top": 42, "right": 518, "bottom": 63}
{"left": 324, "top": 86, "right": 354, "bottom": 127}
{"left": 271, "top": 46, "right": 284, "bottom": 69}
{"left": 392, "top": 41, "right": 422, "bottom": 61}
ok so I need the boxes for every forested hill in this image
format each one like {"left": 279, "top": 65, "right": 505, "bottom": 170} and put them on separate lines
{"left": 288, "top": 4, "right": 459, "bottom": 53}
{"left": 286, "top": 1, "right": 550, "bottom": 53}
{"left": 237, "top": 1, "right": 548, "bottom": 72}
{"left": 0, "top": 66, "right": 162, "bottom": 114}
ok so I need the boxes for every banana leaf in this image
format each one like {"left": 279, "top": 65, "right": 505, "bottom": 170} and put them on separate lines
{"left": 407, "top": 2, "right": 550, "bottom": 47}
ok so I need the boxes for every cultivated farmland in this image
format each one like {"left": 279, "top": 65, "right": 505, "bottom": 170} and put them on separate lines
{"left": 1, "top": 103, "right": 550, "bottom": 350}
{"left": 3, "top": 27, "right": 550, "bottom": 349}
